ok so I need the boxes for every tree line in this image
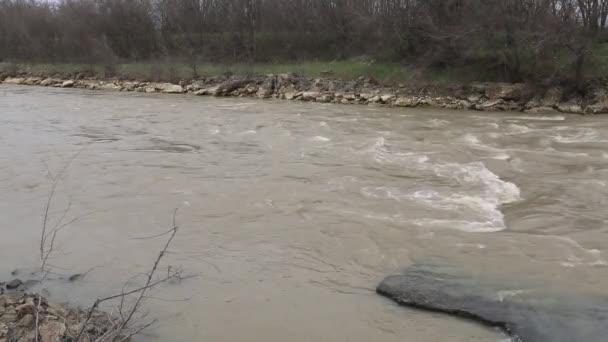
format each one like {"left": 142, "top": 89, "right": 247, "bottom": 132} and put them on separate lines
{"left": 2, "top": 0, "right": 608, "bottom": 85}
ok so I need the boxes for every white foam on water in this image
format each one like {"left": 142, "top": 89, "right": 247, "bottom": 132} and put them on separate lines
{"left": 553, "top": 128, "right": 607, "bottom": 143}
{"left": 508, "top": 115, "right": 565, "bottom": 121}
{"left": 361, "top": 137, "right": 521, "bottom": 233}
{"left": 319, "top": 121, "right": 328, "bottom": 127}
{"left": 311, "top": 136, "right": 331, "bottom": 142}
{"left": 428, "top": 118, "right": 450, "bottom": 127}
{"left": 506, "top": 123, "right": 531, "bottom": 134}
{"left": 463, "top": 134, "right": 510, "bottom": 160}
{"left": 368, "top": 137, "right": 429, "bottom": 164}
{"left": 239, "top": 130, "right": 257, "bottom": 135}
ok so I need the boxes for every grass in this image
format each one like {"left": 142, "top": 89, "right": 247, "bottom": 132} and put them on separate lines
{"left": 0, "top": 61, "right": 414, "bottom": 83}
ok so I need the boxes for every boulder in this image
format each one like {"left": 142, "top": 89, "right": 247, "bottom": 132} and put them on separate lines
{"left": 557, "top": 102, "right": 583, "bottom": 114}
{"left": 3, "top": 77, "right": 25, "bottom": 85}
{"left": 301, "top": 91, "right": 320, "bottom": 101}
{"left": 99, "top": 83, "right": 121, "bottom": 91}
{"left": 257, "top": 76, "right": 276, "bottom": 99}
{"left": 541, "top": 87, "right": 563, "bottom": 107}
{"left": 159, "top": 83, "right": 184, "bottom": 94}
{"left": 216, "top": 78, "right": 251, "bottom": 96}
{"left": 378, "top": 264, "right": 608, "bottom": 342}
{"left": 6, "top": 279, "right": 22, "bottom": 290}
{"left": 193, "top": 85, "right": 219, "bottom": 96}
{"left": 394, "top": 96, "right": 419, "bottom": 107}
{"left": 316, "top": 94, "right": 333, "bottom": 103}
{"left": 40, "top": 78, "right": 55, "bottom": 86}
{"left": 585, "top": 102, "right": 608, "bottom": 114}
{"left": 24, "top": 77, "right": 42, "bottom": 85}
{"left": 61, "top": 80, "right": 75, "bottom": 88}
{"left": 380, "top": 94, "right": 395, "bottom": 103}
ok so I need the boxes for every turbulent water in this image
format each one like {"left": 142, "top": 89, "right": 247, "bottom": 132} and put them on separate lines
{"left": 1, "top": 85, "right": 607, "bottom": 341}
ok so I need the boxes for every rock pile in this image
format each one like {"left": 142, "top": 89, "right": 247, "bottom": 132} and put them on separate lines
{"left": 1, "top": 282, "right": 118, "bottom": 342}
{"left": 1, "top": 73, "right": 606, "bottom": 114}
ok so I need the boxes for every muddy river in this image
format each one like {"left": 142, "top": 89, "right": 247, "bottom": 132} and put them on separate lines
{"left": 1, "top": 85, "right": 607, "bottom": 341}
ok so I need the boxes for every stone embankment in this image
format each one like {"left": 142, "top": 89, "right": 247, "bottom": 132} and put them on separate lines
{"left": 3, "top": 73, "right": 608, "bottom": 114}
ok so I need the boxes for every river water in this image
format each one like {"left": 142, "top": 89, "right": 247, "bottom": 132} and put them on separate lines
{"left": 1, "top": 85, "right": 607, "bottom": 341}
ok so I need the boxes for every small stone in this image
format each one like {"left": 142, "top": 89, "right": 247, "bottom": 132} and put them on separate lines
{"left": 6, "top": 279, "right": 22, "bottom": 290}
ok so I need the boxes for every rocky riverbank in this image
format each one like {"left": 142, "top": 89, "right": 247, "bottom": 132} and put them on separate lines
{"left": 3, "top": 72, "right": 608, "bottom": 114}
{"left": 1, "top": 280, "right": 119, "bottom": 342}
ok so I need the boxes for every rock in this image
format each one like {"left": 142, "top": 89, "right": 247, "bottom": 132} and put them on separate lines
{"left": 256, "top": 76, "right": 276, "bottom": 99}
{"left": 465, "top": 93, "right": 482, "bottom": 103}
{"left": 377, "top": 264, "right": 608, "bottom": 342}
{"left": 3, "top": 77, "right": 25, "bottom": 85}
{"left": 159, "top": 83, "right": 184, "bottom": 94}
{"left": 39, "top": 321, "right": 66, "bottom": 342}
{"left": 342, "top": 93, "right": 357, "bottom": 101}
{"left": 61, "top": 80, "right": 74, "bottom": 88}
{"left": 316, "top": 94, "right": 333, "bottom": 103}
{"left": 484, "top": 83, "right": 528, "bottom": 101}
{"left": 557, "top": 102, "right": 583, "bottom": 114}
{"left": 216, "top": 78, "right": 251, "bottom": 96}
{"left": 301, "top": 91, "right": 320, "bottom": 101}
{"left": 40, "top": 78, "right": 55, "bottom": 86}
{"left": 193, "top": 86, "right": 219, "bottom": 96}
{"left": 380, "top": 94, "right": 395, "bottom": 103}
{"left": 99, "top": 83, "right": 121, "bottom": 91}
{"left": 5, "top": 279, "right": 22, "bottom": 290}
{"left": 17, "top": 314, "right": 33, "bottom": 328}
{"left": 585, "top": 102, "right": 608, "bottom": 114}
{"left": 541, "top": 87, "right": 563, "bottom": 107}
{"left": 525, "top": 106, "right": 559, "bottom": 114}
{"left": 283, "top": 92, "right": 297, "bottom": 100}
{"left": 394, "top": 96, "right": 419, "bottom": 107}
{"left": 480, "top": 99, "right": 503, "bottom": 110}
{"left": 24, "top": 77, "right": 42, "bottom": 85}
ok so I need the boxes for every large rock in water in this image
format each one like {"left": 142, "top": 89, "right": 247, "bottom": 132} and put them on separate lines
{"left": 377, "top": 265, "right": 608, "bottom": 342}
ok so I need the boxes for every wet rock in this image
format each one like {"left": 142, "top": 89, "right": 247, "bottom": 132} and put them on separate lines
{"left": 377, "top": 264, "right": 608, "bottom": 342}
{"left": 585, "top": 102, "right": 608, "bottom": 114}
{"left": 61, "top": 80, "right": 74, "bottom": 88}
{"left": 6, "top": 279, "right": 22, "bottom": 290}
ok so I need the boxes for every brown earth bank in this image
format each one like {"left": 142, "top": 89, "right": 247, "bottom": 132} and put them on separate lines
{"left": 3, "top": 71, "right": 608, "bottom": 114}
{"left": 1, "top": 280, "right": 122, "bottom": 342}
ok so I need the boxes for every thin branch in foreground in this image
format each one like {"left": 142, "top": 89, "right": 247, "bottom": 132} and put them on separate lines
{"left": 75, "top": 209, "right": 182, "bottom": 342}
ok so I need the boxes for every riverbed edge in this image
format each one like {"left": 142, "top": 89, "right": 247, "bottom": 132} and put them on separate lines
{"left": 3, "top": 72, "right": 608, "bottom": 114}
